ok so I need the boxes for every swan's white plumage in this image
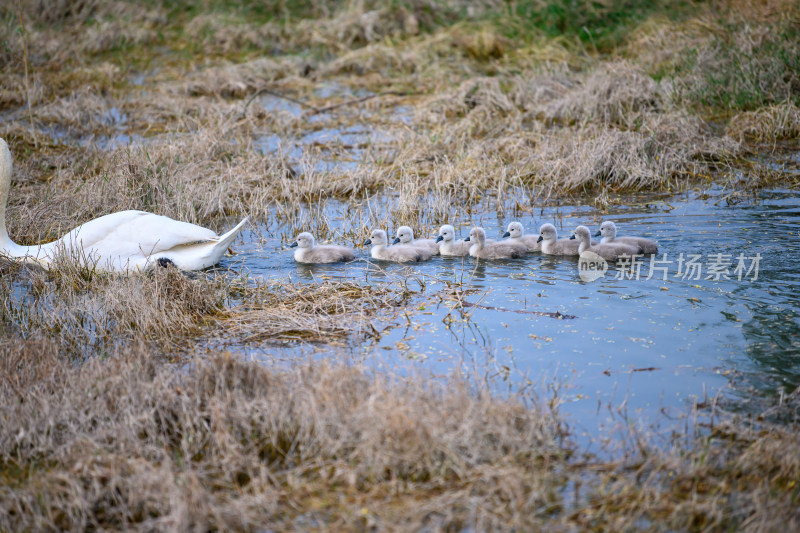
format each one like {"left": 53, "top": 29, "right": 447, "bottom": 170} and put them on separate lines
{"left": 0, "top": 138, "right": 247, "bottom": 272}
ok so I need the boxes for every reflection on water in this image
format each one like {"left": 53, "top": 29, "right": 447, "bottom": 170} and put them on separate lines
{"left": 224, "top": 188, "right": 800, "bottom": 433}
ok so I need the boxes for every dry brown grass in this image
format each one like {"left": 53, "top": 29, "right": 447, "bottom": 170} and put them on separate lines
{"left": 0, "top": 341, "right": 570, "bottom": 531}
{"left": 534, "top": 62, "right": 662, "bottom": 128}
{"left": 0, "top": 257, "right": 226, "bottom": 356}
{"left": 1, "top": 338, "right": 798, "bottom": 531}
{"left": 1, "top": 0, "right": 793, "bottom": 236}
{"left": 0, "top": 250, "right": 416, "bottom": 358}
{"left": 1, "top": 125, "right": 280, "bottom": 244}
{"left": 727, "top": 101, "right": 800, "bottom": 143}
{"left": 221, "top": 275, "right": 416, "bottom": 343}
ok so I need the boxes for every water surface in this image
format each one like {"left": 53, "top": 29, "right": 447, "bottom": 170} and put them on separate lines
{"left": 224, "top": 188, "right": 800, "bottom": 438}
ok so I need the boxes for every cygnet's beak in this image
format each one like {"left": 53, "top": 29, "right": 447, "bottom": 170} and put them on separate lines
{"left": 289, "top": 242, "right": 298, "bottom": 248}
{"left": 435, "top": 235, "right": 443, "bottom": 243}
{"left": 569, "top": 234, "right": 576, "bottom": 240}
{"left": 536, "top": 236, "right": 543, "bottom": 243}
{"left": 392, "top": 237, "right": 400, "bottom": 244}
{"left": 464, "top": 236, "right": 471, "bottom": 242}
{"left": 363, "top": 239, "right": 372, "bottom": 246}
{"left": 502, "top": 231, "right": 511, "bottom": 238}
{"left": 593, "top": 230, "right": 602, "bottom": 237}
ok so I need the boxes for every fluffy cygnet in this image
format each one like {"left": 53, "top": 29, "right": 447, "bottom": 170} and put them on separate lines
{"left": 594, "top": 221, "right": 658, "bottom": 254}
{"left": 435, "top": 224, "right": 471, "bottom": 257}
{"left": 572, "top": 225, "right": 639, "bottom": 261}
{"left": 466, "top": 227, "right": 527, "bottom": 259}
{"left": 502, "top": 221, "right": 541, "bottom": 252}
{"left": 364, "top": 229, "right": 433, "bottom": 262}
{"left": 392, "top": 225, "right": 440, "bottom": 255}
{"left": 537, "top": 223, "right": 580, "bottom": 256}
{"left": 290, "top": 232, "right": 355, "bottom": 264}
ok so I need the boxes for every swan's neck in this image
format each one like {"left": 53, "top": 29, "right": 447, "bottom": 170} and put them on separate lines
{"left": 0, "top": 141, "right": 52, "bottom": 267}
{"left": 578, "top": 236, "right": 591, "bottom": 253}
{"left": 0, "top": 141, "right": 12, "bottom": 246}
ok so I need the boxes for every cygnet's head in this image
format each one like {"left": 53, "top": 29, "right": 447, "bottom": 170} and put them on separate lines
{"left": 436, "top": 224, "right": 455, "bottom": 243}
{"left": 364, "top": 229, "right": 388, "bottom": 246}
{"left": 393, "top": 225, "right": 415, "bottom": 245}
{"left": 538, "top": 223, "right": 557, "bottom": 243}
{"left": 503, "top": 221, "right": 524, "bottom": 239}
{"left": 569, "top": 225, "right": 592, "bottom": 243}
{"left": 466, "top": 227, "right": 486, "bottom": 244}
{"left": 597, "top": 221, "right": 617, "bottom": 239}
{"left": 291, "top": 232, "right": 315, "bottom": 249}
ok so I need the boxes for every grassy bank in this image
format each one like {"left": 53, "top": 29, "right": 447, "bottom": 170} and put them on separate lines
{"left": 1, "top": 339, "right": 798, "bottom": 530}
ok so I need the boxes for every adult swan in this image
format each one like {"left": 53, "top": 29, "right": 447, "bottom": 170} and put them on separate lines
{"left": 0, "top": 138, "right": 248, "bottom": 272}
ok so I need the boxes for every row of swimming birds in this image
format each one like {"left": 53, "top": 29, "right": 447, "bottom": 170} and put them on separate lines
{"left": 290, "top": 221, "right": 658, "bottom": 264}
{"left": 0, "top": 138, "right": 655, "bottom": 273}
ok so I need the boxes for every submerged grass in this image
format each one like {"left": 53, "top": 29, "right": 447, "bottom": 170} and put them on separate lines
{"left": 221, "top": 272, "right": 417, "bottom": 343}
{"left": 0, "top": 256, "right": 413, "bottom": 358}
{"left": 0, "top": 258, "right": 227, "bottom": 357}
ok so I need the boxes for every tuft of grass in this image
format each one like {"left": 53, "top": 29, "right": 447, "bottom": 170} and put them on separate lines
{"left": 727, "top": 101, "right": 800, "bottom": 144}
{"left": 221, "top": 275, "right": 416, "bottom": 343}
{"left": 498, "top": 0, "right": 697, "bottom": 51}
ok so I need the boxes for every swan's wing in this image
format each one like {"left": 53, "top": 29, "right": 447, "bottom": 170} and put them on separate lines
{"left": 64, "top": 211, "right": 218, "bottom": 257}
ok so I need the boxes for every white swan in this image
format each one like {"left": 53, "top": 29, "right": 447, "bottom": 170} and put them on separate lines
{"left": 392, "top": 225, "right": 440, "bottom": 255}
{"left": 594, "top": 221, "right": 658, "bottom": 254}
{"left": 290, "top": 232, "right": 355, "bottom": 264}
{"left": 537, "top": 223, "right": 580, "bottom": 256}
{"left": 465, "top": 227, "right": 526, "bottom": 259}
{"left": 364, "top": 229, "right": 433, "bottom": 262}
{"left": 0, "top": 138, "right": 248, "bottom": 272}
{"left": 502, "top": 221, "right": 541, "bottom": 252}
{"left": 435, "top": 224, "right": 470, "bottom": 256}
{"left": 571, "top": 225, "right": 639, "bottom": 261}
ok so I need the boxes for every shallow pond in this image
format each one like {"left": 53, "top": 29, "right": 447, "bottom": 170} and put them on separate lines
{"left": 223, "top": 187, "right": 800, "bottom": 439}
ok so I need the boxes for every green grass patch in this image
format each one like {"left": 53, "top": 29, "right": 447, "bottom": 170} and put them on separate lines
{"left": 678, "top": 23, "right": 800, "bottom": 113}
{"left": 495, "top": 0, "right": 700, "bottom": 52}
